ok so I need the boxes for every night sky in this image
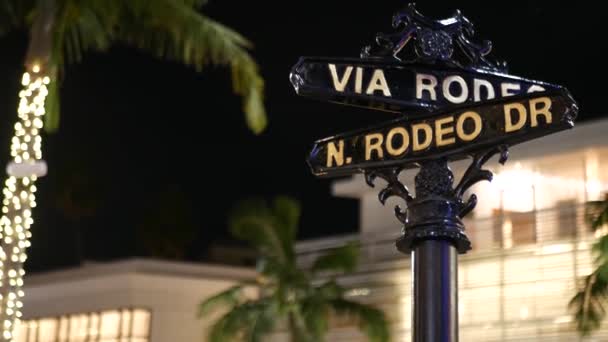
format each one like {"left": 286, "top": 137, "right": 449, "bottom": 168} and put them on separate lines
{"left": 0, "top": 1, "right": 605, "bottom": 272}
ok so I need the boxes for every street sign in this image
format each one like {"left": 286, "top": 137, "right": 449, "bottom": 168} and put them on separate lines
{"left": 293, "top": 4, "right": 578, "bottom": 341}
{"left": 290, "top": 57, "right": 559, "bottom": 114}
{"left": 307, "top": 89, "right": 577, "bottom": 177}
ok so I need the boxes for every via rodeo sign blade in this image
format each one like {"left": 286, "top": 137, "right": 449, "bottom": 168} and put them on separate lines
{"left": 289, "top": 5, "right": 564, "bottom": 115}
{"left": 290, "top": 57, "right": 556, "bottom": 114}
{"left": 308, "top": 89, "right": 577, "bottom": 177}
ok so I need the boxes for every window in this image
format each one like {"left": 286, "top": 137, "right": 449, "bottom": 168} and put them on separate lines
{"left": 13, "top": 308, "right": 150, "bottom": 342}
{"left": 555, "top": 199, "right": 578, "bottom": 238}
{"left": 493, "top": 209, "right": 537, "bottom": 248}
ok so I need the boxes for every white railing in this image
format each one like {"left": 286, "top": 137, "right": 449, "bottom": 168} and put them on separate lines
{"left": 297, "top": 204, "right": 593, "bottom": 268}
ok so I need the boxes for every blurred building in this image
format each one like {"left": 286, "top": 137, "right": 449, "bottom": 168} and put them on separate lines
{"left": 14, "top": 118, "right": 608, "bottom": 342}
{"left": 296, "top": 118, "right": 608, "bottom": 341}
{"left": 15, "top": 259, "right": 255, "bottom": 342}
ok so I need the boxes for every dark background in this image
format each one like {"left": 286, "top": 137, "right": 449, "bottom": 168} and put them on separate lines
{"left": 0, "top": 1, "right": 605, "bottom": 272}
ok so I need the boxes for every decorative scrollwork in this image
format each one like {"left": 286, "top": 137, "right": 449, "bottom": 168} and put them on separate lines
{"left": 454, "top": 145, "right": 509, "bottom": 218}
{"left": 364, "top": 148, "right": 509, "bottom": 254}
{"left": 562, "top": 95, "right": 579, "bottom": 127}
{"left": 365, "top": 167, "right": 413, "bottom": 223}
{"left": 361, "top": 3, "right": 507, "bottom": 72}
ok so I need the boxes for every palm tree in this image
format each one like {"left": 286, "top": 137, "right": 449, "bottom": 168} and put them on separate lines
{"left": 569, "top": 196, "right": 608, "bottom": 335}
{"left": 0, "top": 0, "right": 266, "bottom": 339}
{"left": 199, "top": 196, "right": 390, "bottom": 342}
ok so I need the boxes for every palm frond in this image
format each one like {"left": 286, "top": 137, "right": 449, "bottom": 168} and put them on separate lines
{"left": 587, "top": 200, "right": 608, "bottom": 231}
{"left": 198, "top": 284, "right": 246, "bottom": 317}
{"left": 63, "top": 5, "right": 114, "bottom": 64}
{"left": 316, "top": 280, "right": 346, "bottom": 299}
{"left": 206, "top": 196, "right": 389, "bottom": 341}
{"left": 570, "top": 201, "right": 608, "bottom": 336}
{"left": 312, "top": 242, "right": 359, "bottom": 275}
{"left": 47, "top": 0, "right": 118, "bottom": 64}
{"left": 272, "top": 196, "right": 300, "bottom": 261}
{"left": 208, "top": 300, "right": 276, "bottom": 342}
{"left": 570, "top": 264, "right": 608, "bottom": 336}
{"left": 0, "top": 0, "right": 34, "bottom": 35}
{"left": 117, "top": 0, "right": 266, "bottom": 133}
{"left": 176, "top": 0, "right": 208, "bottom": 8}
{"left": 300, "top": 283, "right": 345, "bottom": 339}
{"left": 302, "top": 301, "right": 329, "bottom": 340}
{"left": 38, "top": 0, "right": 118, "bottom": 131}
{"left": 301, "top": 291, "right": 330, "bottom": 341}
{"left": 330, "top": 298, "right": 390, "bottom": 342}
{"left": 43, "top": 68, "right": 60, "bottom": 131}
{"left": 32, "top": 0, "right": 266, "bottom": 133}
{"left": 593, "top": 234, "right": 608, "bottom": 265}
{"left": 288, "top": 309, "right": 317, "bottom": 342}
{"left": 254, "top": 256, "right": 287, "bottom": 279}
{"left": 229, "top": 198, "right": 288, "bottom": 264}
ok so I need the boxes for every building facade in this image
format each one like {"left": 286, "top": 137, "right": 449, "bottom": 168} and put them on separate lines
{"left": 296, "top": 118, "right": 608, "bottom": 341}
{"left": 13, "top": 119, "right": 608, "bottom": 341}
{"left": 15, "top": 259, "right": 256, "bottom": 342}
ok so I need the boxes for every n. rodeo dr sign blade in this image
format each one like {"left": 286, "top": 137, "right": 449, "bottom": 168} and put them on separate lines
{"left": 308, "top": 89, "right": 577, "bottom": 177}
{"left": 290, "top": 57, "right": 560, "bottom": 114}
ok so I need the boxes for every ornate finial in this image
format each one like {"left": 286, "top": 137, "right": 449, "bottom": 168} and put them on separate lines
{"left": 361, "top": 3, "right": 507, "bottom": 72}
{"left": 415, "top": 159, "right": 454, "bottom": 198}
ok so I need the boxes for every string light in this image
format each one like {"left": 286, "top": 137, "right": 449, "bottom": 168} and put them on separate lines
{"left": 21, "top": 74, "right": 30, "bottom": 87}
{"left": 1, "top": 70, "right": 50, "bottom": 340}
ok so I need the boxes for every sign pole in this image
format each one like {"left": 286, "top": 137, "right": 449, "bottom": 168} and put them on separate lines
{"left": 409, "top": 159, "right": 460, "bottom": 342}
{"left": 366, "top": 149, "right": 507, "bottom": 341}
{"left": 412, "top": 239, "right": 458, "bottom": 341}
{"left": 291, "top": 4, "right": 577, "bottom": 341}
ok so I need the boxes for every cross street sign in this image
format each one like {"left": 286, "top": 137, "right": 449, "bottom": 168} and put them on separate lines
{"left": 307, "top": 89, "right": 577, "bottom": 177}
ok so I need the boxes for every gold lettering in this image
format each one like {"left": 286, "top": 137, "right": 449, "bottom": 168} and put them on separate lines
{"left": 386, "top": 127, "right": 410, "bottom": 156}
{"left": 328, "top": 64, "right": 353, "bottom": 92}
{"left": 529, "top": 97, "right": 552, "bottom": 127}
{"left": 326, "top": 140, "right": 344, "bottom": 167}
{"left": 412, "top": 123, "right": 432, "bottom": 151}
{"left": 365, "top": 133, "right": 384, "bottom": 160}
{"left": 435, "top": 116, "right": 456, "bottom": 147}
{"left": 504, "top": 102, "right": 527, "bottom": 132}
{"left": 456, "top": 111, "right": 482, "bottom": 141}
{"left": 366, "top": 69, "right": 392, "bottom": 97}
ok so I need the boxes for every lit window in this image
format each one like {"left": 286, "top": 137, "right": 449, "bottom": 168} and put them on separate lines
{"left": 13, "top": 308, "right": 151, "bottom": 342}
